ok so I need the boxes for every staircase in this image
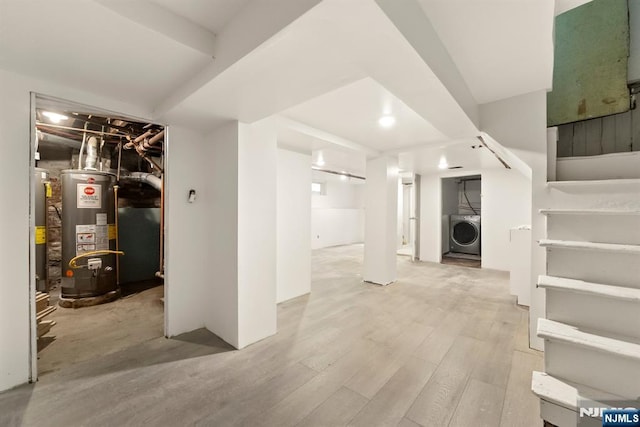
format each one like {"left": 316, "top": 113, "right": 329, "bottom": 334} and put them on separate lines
{"left": 531, "top": 178, "right": 640, "bottom": 427}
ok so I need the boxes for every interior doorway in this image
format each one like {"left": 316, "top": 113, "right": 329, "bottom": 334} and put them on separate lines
{"left": 440, "top": 175, "right": 481, "bottom": 268}
{"left": 30, "top": 94, "right": 166, "bottom": 377}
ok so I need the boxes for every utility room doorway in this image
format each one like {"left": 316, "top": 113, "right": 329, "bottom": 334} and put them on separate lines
{"left": 30, "top": 94, "right": 166, "bottom": 377}
{"left": 441, "top": 175, "right": 482, "bottom": 268}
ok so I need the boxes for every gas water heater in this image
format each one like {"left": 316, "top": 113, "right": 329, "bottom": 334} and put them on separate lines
{"left": 60, "top": 170, "right": 118, "bottom": 298}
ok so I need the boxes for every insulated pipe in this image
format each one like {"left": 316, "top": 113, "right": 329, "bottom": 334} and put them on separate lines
{"left": 121, "top": 172, "right": 162, "bottom": 191}
{"left": 77, "top": 121, "right": 89, "bottom": 170}
{"left": 84, "top": 136, "right": 99, "bottom": 170}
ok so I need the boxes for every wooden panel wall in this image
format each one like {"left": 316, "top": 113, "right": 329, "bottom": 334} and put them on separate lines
{"left": 556, "top": 109, "right": 639, "bottom": 157}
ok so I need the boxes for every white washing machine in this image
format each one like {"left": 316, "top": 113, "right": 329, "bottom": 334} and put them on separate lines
{"left": 450, "top": 215, "right": 481, "bottom": 255}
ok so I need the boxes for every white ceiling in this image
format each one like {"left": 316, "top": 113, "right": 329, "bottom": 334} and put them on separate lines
{"left": 282, "top": 78, "right": 446, "bottom": 152}
{"left": 162, "top": 0, "right": 479, "bottom": 139}
{"left": 277, "top": 127, "right": 368, "bottom": 177}
{"left": 150, "top": 0, "right": 252, "bottom": 34}
{"left": 0, "top": 0, "right": 210, "bottom": 109}
{"left": 399, "top": 138, "right": 506, "bottom": 175}
{"left": 418, "top": 0, "right": 555, "bottom": 104}
{"left": 0, "top": 0, "right": 557, "bottom": 179}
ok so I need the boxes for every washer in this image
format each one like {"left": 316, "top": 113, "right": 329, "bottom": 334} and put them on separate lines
{"left": 450, "top": 215, "right": 481, "bottom": 255}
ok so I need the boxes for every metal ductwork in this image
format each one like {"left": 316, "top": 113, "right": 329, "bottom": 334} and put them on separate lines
{"left": 121, "top": 172, "right": 162, "bottom": 191}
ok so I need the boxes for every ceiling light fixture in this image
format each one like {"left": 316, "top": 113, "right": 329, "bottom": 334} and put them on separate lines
{"left": 340, "top": 174, "right": 348, "bottom": 181}
{"left": 438, "top": 157, "right": 449, "bottom": 170}
{"left": 42, "top": 111, "right": 69, "bottom": 123}
{"left": 378, "top": 115, "right": 396, "bottom": 128}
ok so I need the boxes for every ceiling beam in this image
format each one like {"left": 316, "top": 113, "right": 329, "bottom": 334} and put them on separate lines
{"left": 375, "top": 0, "right": 479, "bottom": 128}
{"left": 277, "top": 116, "right": 381, "bottom": 158}
{"left": 153, "top": 0, "right": 324, "bottom": 120}
{"left": 95, "top": 0, "right": 217, "bottom": 56}
{"left": 381, "top": 138, "right": 468, "bottom": 156}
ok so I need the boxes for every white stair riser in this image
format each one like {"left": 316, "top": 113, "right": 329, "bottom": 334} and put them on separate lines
{"left": 556, "top": 152, "right": 640, "bottom": 182}
{"left": 547, "top": 216, "right": 640, "bottom": 245}
{"left": 546, "top": 290, "right": 640, "bottom": 340}
{"left": 545, "top": 341, "right": 640, "bottom": 398}
{"left": 547, "top": 181, "right": 640, "bottom": 211}
{"left": 547, "top": 250, "right": 640, "bottom": 289}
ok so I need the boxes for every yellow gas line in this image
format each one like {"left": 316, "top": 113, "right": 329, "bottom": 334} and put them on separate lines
{"left": 68, "top": 250, "right": 124, "bottom": 269}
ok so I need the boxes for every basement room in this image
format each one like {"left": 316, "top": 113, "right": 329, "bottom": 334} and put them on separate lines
{"left": 1, "top": 0, "right": 639, "bottom": 426}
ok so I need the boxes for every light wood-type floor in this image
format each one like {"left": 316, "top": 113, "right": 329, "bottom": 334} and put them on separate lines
{"left": 0, "top": 244, "right": 542, "bottom": 426}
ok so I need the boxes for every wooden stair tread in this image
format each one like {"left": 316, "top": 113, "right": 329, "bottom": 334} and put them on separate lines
{"left": 36, "top": 305, "right": 56, "bottom": 322}
{"left": 538, "top": 275, "right": 640, "bottom": 302}
{"left": 539, "top": 239, "right": 640, "bottom": 254}
{"left": 37, "top": 320, "right": 56, "bottom": 338}
{"left": 537, "top": 319, "right": 640, "bottom": 362}
{"left": 539, "top": 208, "right": 640, "bottom": 216}
{"left": 35, "top": 292, "right": 49, "bottom": 302}
{"left": 531, "top": 371, "right": 623, "bottom": 413}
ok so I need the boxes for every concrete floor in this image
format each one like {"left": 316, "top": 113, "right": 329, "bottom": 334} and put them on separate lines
{"left": 1, "top": 244, "right": 542, "bottom": 426}
{"left": 38, "top": 281, "right": 164, "bottom": 376}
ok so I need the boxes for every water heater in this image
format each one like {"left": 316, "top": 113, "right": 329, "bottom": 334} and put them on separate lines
{"left": 60, "top": 170, "right": 117, "bottom": 298}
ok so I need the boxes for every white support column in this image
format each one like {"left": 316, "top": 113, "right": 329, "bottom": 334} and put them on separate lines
{"left": 206, "top": 119, "right": 277, "bottom": 349}
{"left": 364, "top": 156, "right": 399, "bottom": 285}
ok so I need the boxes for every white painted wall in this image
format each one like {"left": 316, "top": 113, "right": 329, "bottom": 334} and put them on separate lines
{"left": 164, "top": 126, "right": 210, "bottom": 337}
{"left": 237, "top": 121, "right": 277, "bottom": 348}
{"left": 480, "top": 90, "right": 548, "bottom": 350}
{"left": 277, "top": 149, "right": 311, "bottom": 303}
{"left": 481, "top": 169, "right": 531, "bottom": 270}
{"left": 204, "top": 122, "right": 240, "bottom": 346}
{"left": 311, "top": 174, "right": 365, "bottom": 249}
{"left": 0, "top": 69, "right": 155, "bottom": 392}
{"left": 419, "top": 168, "right": 531, "bottom": 271}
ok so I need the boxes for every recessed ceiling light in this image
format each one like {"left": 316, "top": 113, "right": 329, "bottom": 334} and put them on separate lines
{"left": 438, "top": 157, "right": 449, "bottom": 170}
{"left": 42, "top": 111, "right": 69, "bottom": 123}
{"left": 316, "top": 159, "right": 325, "bottom": 167}
{"left": 340, "top": 174, "right": 348, "bottom": 181}
{"left": 378, "top": 115, "right": 396, "bottom": 128}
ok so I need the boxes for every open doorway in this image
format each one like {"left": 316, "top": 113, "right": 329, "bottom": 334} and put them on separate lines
{"left": 30, "top": 94, "right": 166, "bottom": 377}
{"left": 441, "top": 175, "right": 481, "bottom": 268}
{"left": 397, "top": 173, "right": 420, "bottom": 261}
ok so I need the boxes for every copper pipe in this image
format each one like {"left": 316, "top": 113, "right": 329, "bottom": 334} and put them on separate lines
{"left": 147, "top": 129, "right": 164, "bottom": 146}
{"left": 37, "top": 122, "right": 123, "bottom": 138}
{"left": 114, "top": 185, "right": 120, "bottom": 286}
{"left": 134, "top": 130, "right": 153, "bottom": 144}
{"left": 117, "top": 142, "right": 123, "bottom": 182}
{"left": 159, "top": 174, "right": 164, "bottom": 277}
